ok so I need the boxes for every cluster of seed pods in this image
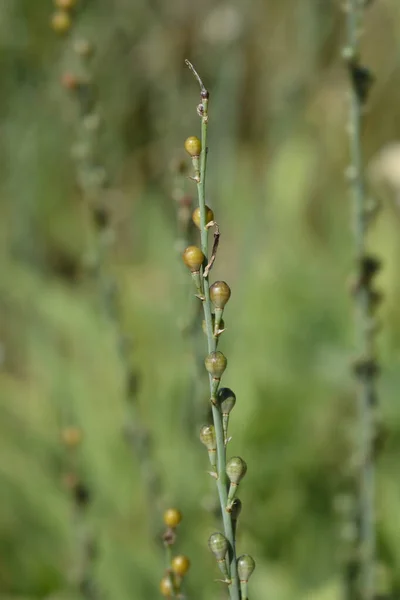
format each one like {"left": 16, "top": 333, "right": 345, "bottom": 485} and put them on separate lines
{"left": 182, "top": 133, "right": 255, "bottom": 599}
{"left": 160, "top": 509, "right": 191, "bottom": 598}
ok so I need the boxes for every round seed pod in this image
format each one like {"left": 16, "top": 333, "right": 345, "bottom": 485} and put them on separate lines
{"left": 163, "top": 508, "right": 182, "bottom": 528}
{"left": 192, "top": 205, "right": 214, "bottom": 229}
{"left": 202, "top": 315, "right": 225, "bottom": 335}
{"left": 50, "top": 10, "right": 71, "bottom": 33}
{"left": 200, "top": 424, "right": 216, "bottom": 450}
{"left": 55, "top": 0, "right": 77, "bottom": 8}
{"left": 61, "top": 426, "right": 83, "bottom": 448}
{"left": 205, "top": 351, "right": 227, "bottom": 379}
{"left": 230, "top": 498, "right": 242, "bottom": 520}
{"left": 210, "top": 281, "right": 231, "bottom": 309}
{"left": 160, "top": 576, "right": 174, "bottom": 597}
{"left": 184, "top": 136, "right": 202, "bottom": 157}
{"left": 237, "top": 554, "right": 256, "bottom": 582}
{"left": 208, "top": 532, "right": 229, "bottom": 561}
{"left": 226, "top": 456, "right": 247, "bottom": 484}
{"left": 171, "top": 555, "right": 191, "bottom": 577}
{"left": 182, "top": 246, "right": 205, "bottom": 272}
{"left": 217, "top": 388, "right": 236, "bottom": 415}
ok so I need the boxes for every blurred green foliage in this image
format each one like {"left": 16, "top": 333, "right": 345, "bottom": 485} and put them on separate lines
{"left": 1, "top": 1, "right": 400, "bottom": 599}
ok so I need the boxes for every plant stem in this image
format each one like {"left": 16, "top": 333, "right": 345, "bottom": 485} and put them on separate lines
{"left": 189, "top": 64, "right": 240, "bottom": 600}
{"left": 345, "top": 3, "right": 377, "bottom": 600}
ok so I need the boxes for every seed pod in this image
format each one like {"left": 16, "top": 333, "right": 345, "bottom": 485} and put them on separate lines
{"left": 208, "top": 533, "right": 230, "bottom": 582}
{"left": 210, "top": 281, "right": 231, "bottom": 309}
{"left": 205, "top": 351, "right": 227, "bottom": 379}
{"left": 160, "top": 575, "right": 174, "bottom": 597}
{"left": 61, "top": 426, "right": 83, "bottom": 448}
{"left": 50, "top": 10, "right": 71, "bottom": 33}
{"left": 184, "top": 136, "right": 202, "bottom": 157}
{"left": 237, "top": 554, "right": 256, "bottom": 600}
{"left": 226, "top": 456, "right": 247, "bottom": 508}
{"left": 192, "top": 205, "right": 214, "bottom": 230}
{"left": 182, "top": 246, "right": 205, "bottom": 272}
{"left": 200, "top": 424, "right": 217, "bottom": 471}
{"left": 171, "top": 555, "right": 191, "bottom": 577}
{"left": 163, "top": 508, "right": 182, "bottom": 528}
{"left": 230, "top": 498, "right": 242, "bottom": 536}
{"left": 217, "top": 387, "right": 236, "bottom": 443}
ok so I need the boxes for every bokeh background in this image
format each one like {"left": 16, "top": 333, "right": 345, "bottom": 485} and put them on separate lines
{"left": 2, "top": 1, "right": 400, "bottom": 599}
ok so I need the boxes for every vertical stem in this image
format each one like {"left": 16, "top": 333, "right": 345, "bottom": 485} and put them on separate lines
{"left": 346, "top": 3, "right": 376, "bottom": 600}
{"left": 194, "top": 83, "right": 240, "bottom": 600}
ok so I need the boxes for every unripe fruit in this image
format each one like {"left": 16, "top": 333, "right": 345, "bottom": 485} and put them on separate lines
{"left": 237, "top": 554, "right": 256, "bottom": 582}
{"left": 50, "top": 10, "right": 71, "bottom": 33}
{"left": 182, "top": 246, "right": 205, "bottom": 272}
{"left": 226, "top": 456, "right": 247, "bottom": 484}
{"left": 205, "top": 351, "right": 227, "bottom": 379}
{"left": 160, "top": 576, "right": 174, "bottom": 597}
{"left": 184, "top": 136, "right": 202, "bottom": 157}
{"left": 192, "top": 205, "right": 214, "bottom": 229}
{"left": 163, "top": 508, "right": 182, "bottom": 528}
{"left": 210, "top": 281, "right": 231, "bottom": 309}
{"left": 217, "top": 387, "right": 236, "bottom": 415}
{"left": 200, "top": 424, "right": 216, "bottom": 450}
{"left": 61, "top": 426, "right": 83, "bottom": 447}
{"left": 208, "top": 532, "right": 228, "bottom": 560}
{"left": 55, "top": 0, "right": 77, "bottom": 8}
{"left": 171, "top": 555, "right": 191, "bottom": 577}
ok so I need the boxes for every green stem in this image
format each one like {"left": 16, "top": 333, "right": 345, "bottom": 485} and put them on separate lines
{"left": 195, "top": 93, "right": 240, "bottom": 600}
{"left": 346, "top": 3, "right": 376, "bottom": 600}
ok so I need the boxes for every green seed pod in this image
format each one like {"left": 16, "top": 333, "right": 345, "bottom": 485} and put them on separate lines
{"left": 227, "top": 456, "right": 247, "bottom": 484}
{"left": 237, "top": 555, "right": 256, "bottom": 582}
{"left": 208, "top": 532, "right": 229, "bottom": 561}
{"left": 205, "top": 351, "right": 227, "bottom": 379}
{"left": 217, "top": 388, "right": 236, "bottom": 415}
{"left": 184, "top": 136, "right": 202, "bottom": 157}
{"left": 230, "top": 498, "right": 242, "bottom": 520}
{"left": 200, "top": 424, "right": 216, "bottom": 450}
{"left": 193, "top": 205, "right": 214, "bottom": 229}
{"left": 182, "top": 246, "right": 205, "bottom": 272}
{"left": 210, "top": 281, "right": 231, "bottom": 309}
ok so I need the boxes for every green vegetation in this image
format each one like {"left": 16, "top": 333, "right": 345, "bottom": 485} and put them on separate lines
{"left": 1, "top": 1, "right": 400, "bottom": 599}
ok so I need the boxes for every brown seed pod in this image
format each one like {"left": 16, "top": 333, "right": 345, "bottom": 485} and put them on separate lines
{"left": 184, "top": 136, "right": 202, "bottom": 157}
{"left": 182, "top": 246, "right": 205, "bottom": 272}
{"left": 210, "top": 281, "right": 231, "bottom": 309}
{"left": 192, "top": 205, "right": 214, "bottom": 229}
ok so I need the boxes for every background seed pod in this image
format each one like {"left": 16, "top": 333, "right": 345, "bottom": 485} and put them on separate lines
{"left": 163, "top": 508, "right": 182, "bottom": 528}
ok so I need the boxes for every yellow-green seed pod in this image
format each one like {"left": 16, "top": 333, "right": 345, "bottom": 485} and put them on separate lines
{"left": 182, "top": 245, "right": 205, "bottom": 272}
{"left": 160, "top": 575, "right": 174, "bottom": 597}
{"left": 227, "top": 456, "right": 247, "bottom": 484}
{"left": 205, "top": 351, "right": 227, "bottom": 379}
{"left": 217, "top": 388, "right": 236, "bottom": 415}
{"left": 210, "top": 281, "right": 231, "bottom": 309}
{"left": 50, "top": 10, "right": 71, "bottom": 33}
{"left": 200, "top": 424, "right": 216, "bottom": 451}
{"left": 237, "top": 555, "right": 255, "bottom": 582}
{"left": 208, "top": 532, "right": 229, "bottom": 561}
{"left": 163, "top": 508, "right": 182, "bottom": 528}
{"left": 192, "top": 205, "right": 214, "bottom": 229}
{"left": 184, "top": 136, "right": 202, "bottom": 157}
{"left": 171, "top": 555, "right": 191, "bottom": 577}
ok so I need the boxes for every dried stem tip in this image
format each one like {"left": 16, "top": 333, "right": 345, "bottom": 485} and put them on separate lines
{"left": 208, "top": 532, "right": 229, "bottom": 560}
{"left": 171, "top": 555, "right": 191, "bottom": 576}
{"left": 217, "top": 388, "right": 236, "bottom": 415}
{"left": 226, "top": 456, "right": 247, "bottom": 484}
{"left": 182, "top": 245, "right": 205, "bottom": 272}
{"left": 192, "top": 205, "right": 214, "bottom": 229}
{"left": 210, "top": 281, "right": 231, "bottom": 309}
{"left": 200, "top": 424, "right": 217, "bottom": 450}
{"left": 163, "top": 508, "right": 182, "bottom": 528}
{"left": 237, "top": 555, "right": 256, "bottom": 582}
{"left": 205, "top": 351, "right": 227, "bottom": 379}
{"left": 184, "top": 136, "right": 202, "bottom": 157}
